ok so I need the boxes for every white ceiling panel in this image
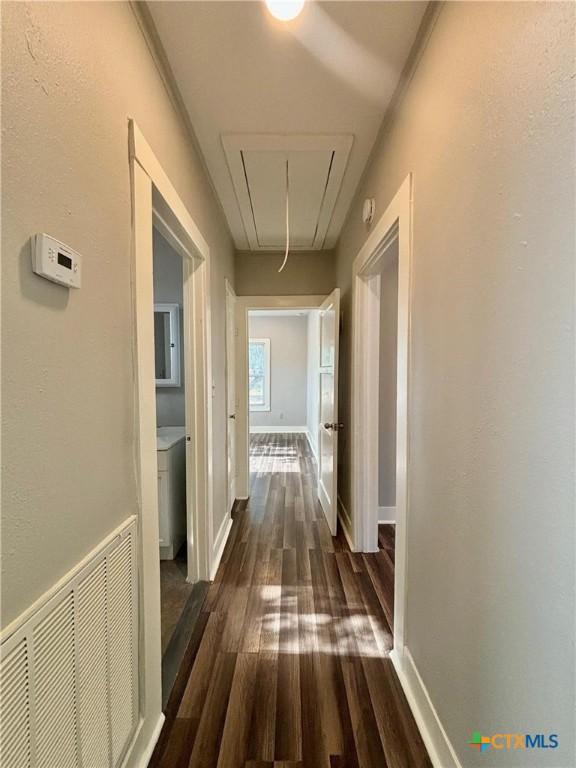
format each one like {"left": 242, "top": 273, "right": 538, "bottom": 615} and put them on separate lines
{"left": 224, "top": 133, "right": 352, "bottom": 250}
{"left": 243, "top": 149, "right": 333, "bottom": 248}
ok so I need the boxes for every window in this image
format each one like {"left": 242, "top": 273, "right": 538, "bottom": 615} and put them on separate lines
{"left": 249, "top": 338, "right": 270, "bottom": 411}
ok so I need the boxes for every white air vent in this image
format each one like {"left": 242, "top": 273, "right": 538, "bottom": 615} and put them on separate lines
{"left": 0, "top": 518, "right": 138, "bottom": 768}
{"left": 223, "top": 134, "right": 353, "bottom": 251}
{"left": 0, "top": 640, "right": 31, "bottom": 768}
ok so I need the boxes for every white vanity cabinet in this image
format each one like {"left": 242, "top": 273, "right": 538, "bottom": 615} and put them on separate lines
{"left": 157, "top": 427, "right": 186, "bottom": 560}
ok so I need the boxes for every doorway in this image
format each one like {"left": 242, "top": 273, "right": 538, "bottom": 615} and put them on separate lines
{"left": 377, "top": 241, "right": 398, "bottom": 563}
{"left": 236, "top": 290, "right": 341, "bottom": 538}
{"left": 234, "top": 295, "right": 326, "bottom": 501}
{"left": 352, "top": 175, "right": 412, "bottom": 655}
{"left": 129, "top": 120, "right": 212, "bottom": 749}
{"left": 225, "top": 280, "right": 237, "bottom": 515}
{"left": 152, "top": 228, "right": 198, "bottom": 704}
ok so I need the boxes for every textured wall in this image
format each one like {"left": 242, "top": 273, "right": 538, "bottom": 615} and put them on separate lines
{"left": 249, "top": 315, "right": 308, "bottom": 429}
{"left": 153, "top": 229, "right": 185, "bottom": 428}
{"left": 235, "top": 250, "right": 335, "bottom": 296}
{"left": 336, "top": 2, "right": 575, "bottom": 765}
{"left": 1, "top": 2, "right": 234, "bottom": 626}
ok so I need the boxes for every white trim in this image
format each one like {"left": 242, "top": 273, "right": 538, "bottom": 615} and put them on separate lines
{"left": 249, "top": 426, "right": 308, "bottom": 434}
{"left": 390, "top": 649, "right": 462, "bottom": 768}
{"left": 351, "top": 174, "right": 412, "bottom": 654}
{"left": 130, "top": 122, "right": 209, "bottom": 260}
{"left": 121, "top": 712, "right": 165, "bottom": 768}
{"left": 378, "top": 506, "right": 396, "bottom": 524}
{"left": 337, "top": 495, "right": 355, "bottom": 552}
{"left": 128, "top": 119, "right": 213, "bottom": 768}
{"left": 236, "top": 295, "right": 327, "bottom": 498}
{"left": 248, "top": 337, "right": 271, "bottom": 412}
{"left": 316, "top": 289, "right": 341, "bottom": 536}
{"left": 306, "top": 429, "right": 319, "bottom": 463}
{"left": 1, "top": 515, "right": 137, "bottom": 643}
{"left": 210, "top": 515, "right": 233, "bottom": 581}
{"left": 154, "top": 303, "right": 181, "bottom": 387}
{"left": 225, "top": 278, "right": 237, "bottom": 515}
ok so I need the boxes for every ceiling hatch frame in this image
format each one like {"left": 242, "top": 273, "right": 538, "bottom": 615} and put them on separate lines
{"left": 222, "top": 134, "right": 353, "bottom": 252}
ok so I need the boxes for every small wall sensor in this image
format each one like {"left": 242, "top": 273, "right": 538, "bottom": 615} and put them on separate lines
{"left": 362, "top": 198, "right": 375, "bottom": 226}
{"left": 33, "top": 233, "right": 81, "bottom": 288}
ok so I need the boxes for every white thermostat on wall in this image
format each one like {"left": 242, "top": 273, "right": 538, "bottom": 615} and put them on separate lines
{"left": 33, "top": 233, "right": 82, "bottom": 288}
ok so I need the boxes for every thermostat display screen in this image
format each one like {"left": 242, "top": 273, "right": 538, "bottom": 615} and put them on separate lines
{"left": 58, "top": 253, "right": 73, "bottom": 269}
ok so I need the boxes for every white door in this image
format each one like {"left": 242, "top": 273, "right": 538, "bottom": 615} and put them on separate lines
{"left": 225, "top": 281, "right": 237, "bottom": 513}
{"left": 318, "top": 288, "right": 341, "bottom": 535}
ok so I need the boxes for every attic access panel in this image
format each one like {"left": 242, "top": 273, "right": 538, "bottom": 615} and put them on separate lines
{"left": 222, "top": 134, "right": 353, "bottom": 251}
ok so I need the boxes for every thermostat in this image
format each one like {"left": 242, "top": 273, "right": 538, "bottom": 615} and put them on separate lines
{"left": 33, "top": 233, "right": 81, "bottom": 288}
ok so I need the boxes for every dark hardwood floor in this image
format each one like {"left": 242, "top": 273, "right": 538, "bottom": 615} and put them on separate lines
{"left": 378, "top": 523, "right": 396, "bottom": 564}
{"left": 150, "top": 433, "right": 431, "bottom": 768}
{"left": 160, "top": 545, "right": 193, "bottom": 655}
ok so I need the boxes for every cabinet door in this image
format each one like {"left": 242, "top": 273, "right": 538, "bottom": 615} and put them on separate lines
{"left": 157, "top": 470, "right": 170, "bottom": 548}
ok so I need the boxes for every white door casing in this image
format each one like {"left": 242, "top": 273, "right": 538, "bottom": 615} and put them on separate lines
{"left": 225, "top": 280, "right": 237, "bottom": 513}
{"left": 317, "top": 288, "right": 341, "bottom": 536}
{"left": 234, "top": 295, "right": 327, "bottom": 500}
{"left": 351, "top": 174, "right": 412, "bottom": 655}
{"left": 129, "top": 119, "right": 212, "bottom": 765}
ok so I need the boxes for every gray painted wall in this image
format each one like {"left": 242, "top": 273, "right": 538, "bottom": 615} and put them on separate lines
{"left": 249, "top": 315, "right": 308, "bottom": 429}
{"left": 236, "top": 251, "right": 335, "bottom": 296}
{"left": 153, "top": 229, "right": 185, "bottom": 427}
{"left": 378, "top": 246, "right": 398, "bottom": 510}
{"left": 336, "top": 3, "right": 575, "bottom": 765}
{"left": 2, "top": 1, "right": 234, "bottom": 627}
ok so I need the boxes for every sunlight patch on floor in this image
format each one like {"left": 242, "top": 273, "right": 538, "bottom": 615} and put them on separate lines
{"left": 257, "top": 586, "right": 391, "bottom": 657}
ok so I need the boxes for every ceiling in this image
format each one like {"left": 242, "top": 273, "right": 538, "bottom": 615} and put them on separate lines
{"left": 148, "top": 1, "right": 427, "bottom": 251}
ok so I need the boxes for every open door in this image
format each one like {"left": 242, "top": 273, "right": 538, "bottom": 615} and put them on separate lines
{"left": 225, "top": 280, "right": 237, "bottom": 514}
{"left": 318, "top": 288, "right": 341, "bottom": 535}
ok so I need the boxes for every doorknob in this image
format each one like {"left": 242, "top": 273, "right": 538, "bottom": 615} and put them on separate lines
{"left": 324, "top": 422, "right": 344, "bottom": 431}
{"left": 229, "top": 414, "right": 236, "bottom": 420}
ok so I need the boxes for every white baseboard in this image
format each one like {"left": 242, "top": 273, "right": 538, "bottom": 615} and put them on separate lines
{"left": 390, "top": 648, "right": 462, "bottom": 768}
{"left": 249, "top": 425, "right": 308, "bottom": 434}
{"left": 337, "top": 494, "right": 355, "bottom": 551}
{"left": 305, "top": 429, "right": 318, "bottom": 463}
{"left": 210, "top": 514, "right": 233, "bottom": 580}
{"left": 121, "top": 712, "right": 165, "bottom": 768}
{"left": 378, "top": 506, "right": 396, "bottom": 524}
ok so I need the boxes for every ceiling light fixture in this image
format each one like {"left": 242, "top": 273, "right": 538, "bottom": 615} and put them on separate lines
{"left": 265, "top": 0, "right": 305, "bottom": 22}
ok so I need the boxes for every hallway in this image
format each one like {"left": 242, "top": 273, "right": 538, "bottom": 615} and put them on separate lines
{"left": 151, "top": 434, "right": 431, "bottom": 768}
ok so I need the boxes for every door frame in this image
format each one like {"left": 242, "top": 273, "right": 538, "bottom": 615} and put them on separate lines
{"left": 225, "top": 278, "right": 237, "bottom": 514}
{"left": 317, "top": 289, "right": 341, "bottom": 536}
{"left": 129, "top": 120, "right": 212, "bottom": 756}
{"left": 235, "top": 294, "right": 326, "bottom": 499}
{"left": 351, "top": 174, "right": 413, "bottom": 654}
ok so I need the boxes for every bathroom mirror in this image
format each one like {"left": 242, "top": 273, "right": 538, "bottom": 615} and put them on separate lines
{"left": 154, "top": 303, "right": 181, "bottom": 387}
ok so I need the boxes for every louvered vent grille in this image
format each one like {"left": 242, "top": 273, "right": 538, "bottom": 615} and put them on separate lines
{"left": 77, "top": 560, "right": 111, "bottom": 768}
{"left": 0, "top": 518, "right": 137, "bottom": 768}
{"left": 0, "top": 639, "right": 31, "bottom": 768}
{"left": 108, "top": 537, "right": 136, "bottom": 765}
{"left": 34, "top": 595, "right": 78, "bottom": 768}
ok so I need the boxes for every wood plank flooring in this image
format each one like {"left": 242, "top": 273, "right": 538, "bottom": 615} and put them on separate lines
{"left": 150, "top": 433, "right": 431, "bottom": 768}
